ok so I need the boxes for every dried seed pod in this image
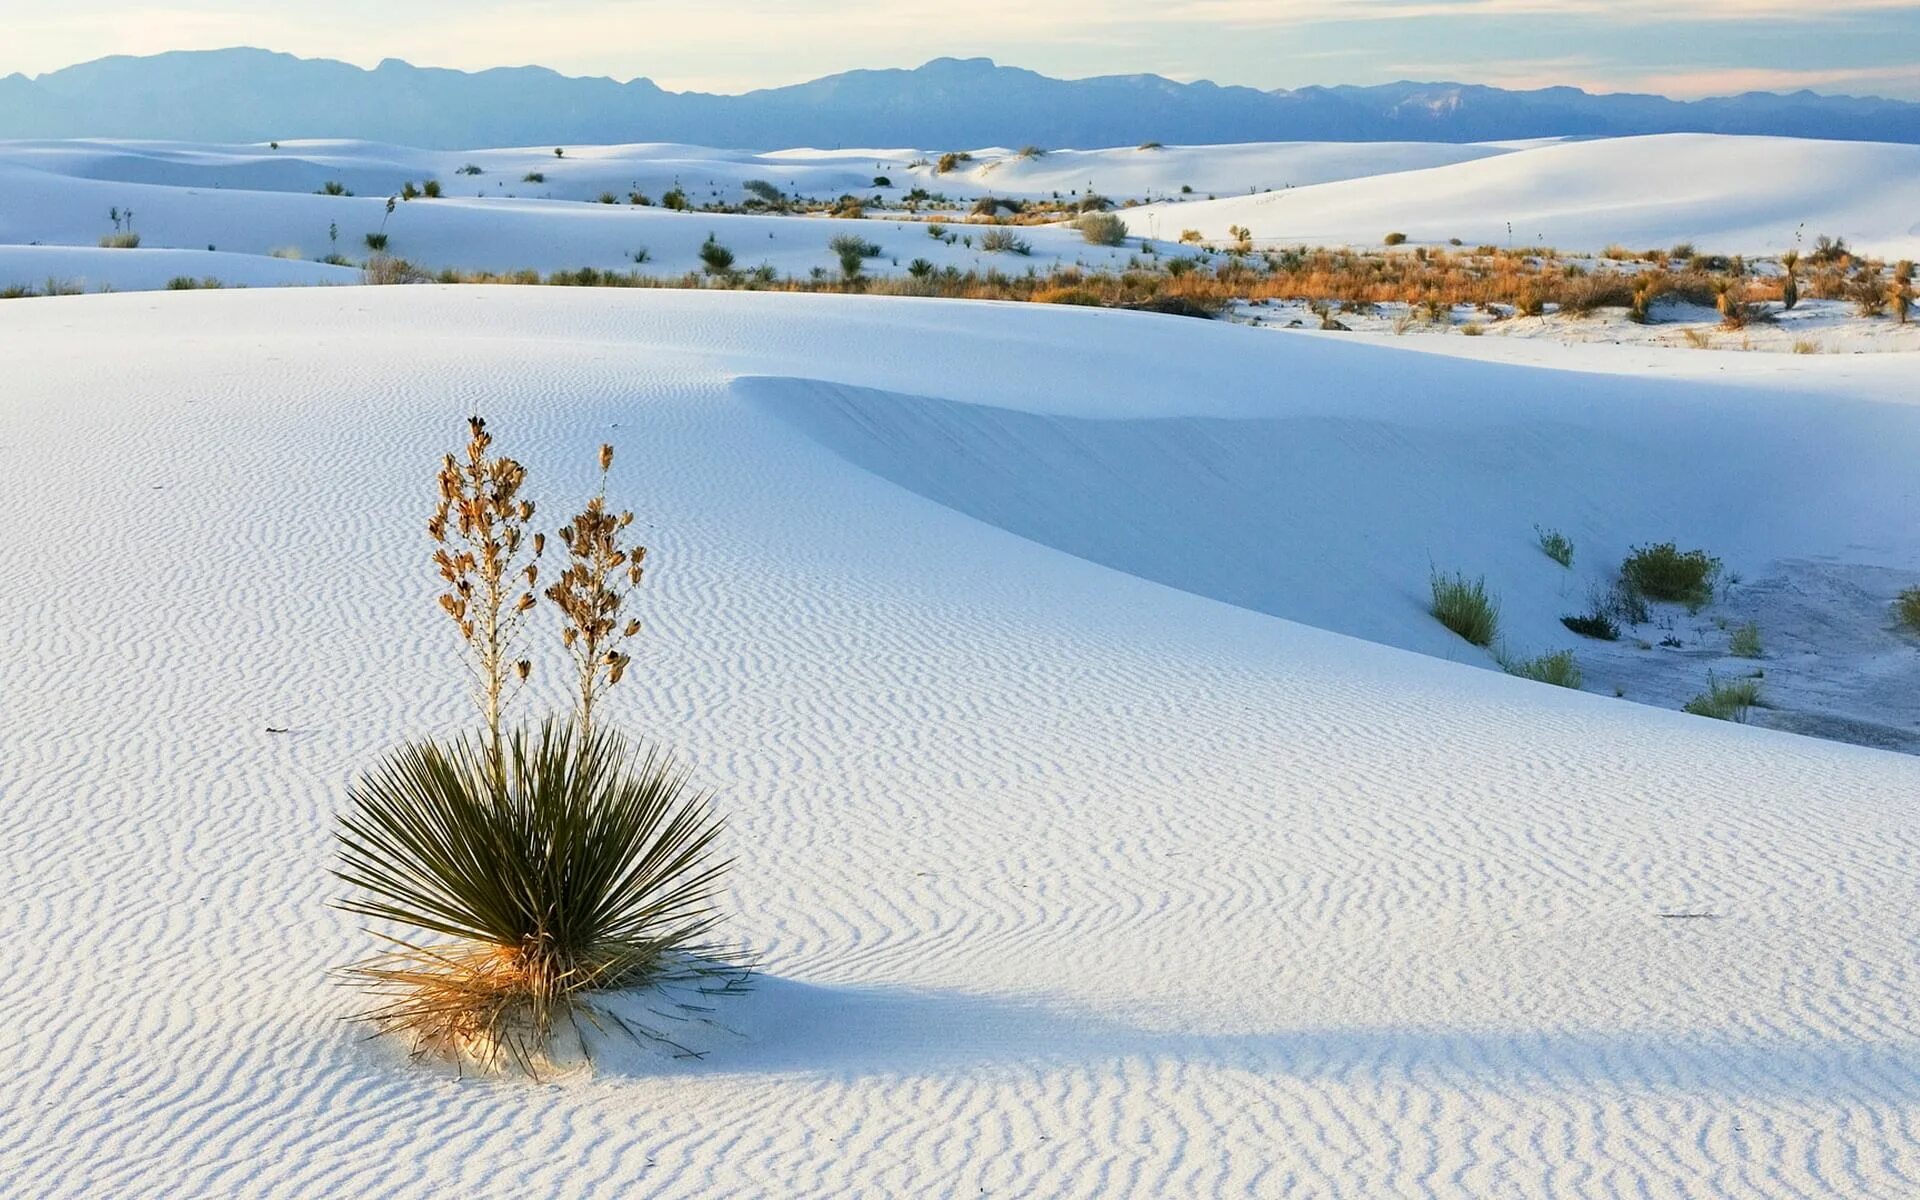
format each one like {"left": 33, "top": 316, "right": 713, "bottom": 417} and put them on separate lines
{"left": 599, "top": 444, "right": 614, "bottom": 472}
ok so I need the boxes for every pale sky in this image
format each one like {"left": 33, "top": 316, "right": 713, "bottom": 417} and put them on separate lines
{"left": 4, "top": 0, "right": 1920, "bottom": 99}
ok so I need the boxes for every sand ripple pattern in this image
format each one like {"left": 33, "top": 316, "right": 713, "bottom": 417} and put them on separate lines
{"left": 2, "top": 288, "right": 1919, "bottom": 1198}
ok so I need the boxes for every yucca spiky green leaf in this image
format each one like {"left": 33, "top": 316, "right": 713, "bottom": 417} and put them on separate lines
{"left": 334, "top": 720, "right": 732, "bottom": 1063}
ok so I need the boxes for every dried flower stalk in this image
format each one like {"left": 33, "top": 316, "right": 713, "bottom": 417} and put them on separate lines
{"left": 546, "top": 443, "right": 645, "bottom": 739}
{"left": 428, "top": 416, "right": 541, "bottom": 780}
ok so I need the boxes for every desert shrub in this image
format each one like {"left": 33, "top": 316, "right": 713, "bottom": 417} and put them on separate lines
{"left": 978, "top": 228, "right": 1031, "bottom": 255}
{"left": 98, "top": 231, "right": 141, "bottom": 248}
{"left": 1179, "top": 229, "right": 1204, "bottom": 245}
{"left": 1560, "top": 611, "right": 1619, "bottom": 640}
{"left": 1727, "top": 621, "right": 1763, "bottom": 658}
{"left": 1621, "top": 542, "right": 1722, "bottom": 609}
{"left": 743, "top": 179, "right": 783, "bottom": 206}
{"left": 319, "top": 180, "right": 353, "bottom": 196}
{"left": 1561, "top": 273, "right": 1634, "bottom": 316}
{"left": 872, "top": 175, "right": 891, "bottom": 188}
{"left": 907, "top": 257, "right": 935, "bottom": 279}
{"left": 698, "top": 235, "right": 735, "bottom": 275}
{"left": 1384, "top": 232, "right": 1408, "bottom": 246}
{"left": 935, "top": 151, "right": 973, "bottom": 174}
{"left": 1681, "top": 328, "right": 1713, "bottom": 350}
{"left": 1534, "top": 525, "right": 1573, "bottom": 567}
{"left": 1138, "top": 140, "right": 1163, "bottom": 150}
{"left": 1808, "top": 234, "right": 1849, "bottom": 266}
{"left": 926, "top": 222, "right": 947, "bottom": 240}
{"left": 1792, "top": 339, "right": 1819, "bottom": 354}
{"left": 597, "top": 192, "right": 617, "bottom": 205}
{"left": 1460, "top": 322, "right": 1484, "bottom": 336}
{"left": 364, "top": 232, "right": 390, "bottom": 252}
{"left": 165, "top": 276, "right": 223, "bottom": 290}
{"left": 423, "top": 180, "right": 443, "bottom": 198}
{"left": 662, "top": 188, "right": 690, "bottom": 211}
{"left": 401, "top": 181, "right": 421, "bottom": 200}
{"left": 1893, "top": 586, "right": 1920, "bottom": 633}
{"left": 1076, "top": 213, "right": 1128, "bottom": 246}
{"left": 522, "top": 171, "right": 546, "bottom": 183}
{"left": 1503, "top": 649, "right": 1582, "bottom": 689}
{"left": 269, "top": 245, "right": 302, "bottom": 260}
{"left": 363, "top": 254, "right": 429, "bottom": 285}
{"left": 457, "top": 163, "right": 484, "bottom": 175}
{"left": 1430, "top": 569, "right": 1499, "bottom": 647}
{"left": 1682, "top": 673, "right": 1761, "bottom": 722}
{"left": 1018, "top": 145, "right": 1047, "bottom": 158}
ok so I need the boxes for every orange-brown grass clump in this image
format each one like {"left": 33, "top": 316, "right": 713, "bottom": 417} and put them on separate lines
{"left": 547, "top": 444, "right": 646, "bottom": 739}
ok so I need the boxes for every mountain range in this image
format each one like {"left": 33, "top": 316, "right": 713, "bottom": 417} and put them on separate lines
{"left": 4, "top": 48, "right": 1919, "bottom": 148}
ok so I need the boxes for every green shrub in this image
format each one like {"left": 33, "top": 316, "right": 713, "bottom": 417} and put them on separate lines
{"left": 935, "top": 151, "right": 973, "bottom": 174}
{"left": 336, "top": 721, "right": 732, "bottom": 1070}
{"left": 1076, "top": 213, "right": 1128, "bottom": 247}
{"left": 364, "top": 232, "right": 389, "bottom": 252}
{"left": 522, "top": 171, "right": 545, "bottom": 183}
{"left": 1682, "top": 673, "right": 1762, "bottom": 722}
{"left": 1384, "top": 231, "right": 1408, "bottom": 246}
{"left": 98, "top": 231, "right": 141, "bottom": 248}
{"left": 422, "top": 179, "right": 443, "bottom": 198}
{"left": 662, "top": 188, "right": 690, "bottom": 211}
{"left": 319, "top": 180, "right": 352, "bottom": 196}
{"left": 1621, "top": 542, "right": 1722, "bottom": 609}
{"left": 979, "top": 228, "right": 1032, "bottom": 255}
{"left": 1560, "top": 611, "right": 1619, "bottom": 640}
{"left": 1894, "top": 586, "right": 1920, "bottom": 633}
{"left": 1430, "top": 570, "right": 1499, "bottom": 647}
{"left": 1534, "top": 525, "right": 1573, "bottom": 567}
{"left": 1727, "top": 621, "right": 1763, "bottom": 658}
{"left": 1503, "top": 649, "right": 1582, "bottom": 689}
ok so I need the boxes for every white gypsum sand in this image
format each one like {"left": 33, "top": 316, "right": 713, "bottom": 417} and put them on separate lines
{"left": 2, "top": 286, "right": 1919, "bottom": 1198}
{"left": 4, "top": 133, "right": 1918, "bottom": 292}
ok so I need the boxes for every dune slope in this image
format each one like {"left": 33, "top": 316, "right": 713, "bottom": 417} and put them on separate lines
{"left": 2, "top": 288, "right": 1919, "bottom": 1199}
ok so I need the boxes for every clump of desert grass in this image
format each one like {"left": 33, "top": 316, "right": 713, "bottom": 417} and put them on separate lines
{"left": 338, "top": 418, "right": 741, "bottom": 1074}
{"left": 98, "top": 231, "right": 141, "bottom": 249}
{"left": 1727, "top": 621, "right": 1763, "bottom": 658}
{"left": 1894, "top": 586, "right": 1920, "bottom": 634}
{"left": 1076, "top": 213, "right": 1128, "bottom": 247}
{"left": 1621, "top": 542, "right": 1722, "bottom": 611}
{"left": 1430, "top": 569, "right": 1499, "bottom": 647}
{"left": 1682, "top": 672, "right": 1762, "bottom": 722}
{"left": 1500, "top": 648, "right": 1582, "bottom": 689}
{"left": 1534, "top": 524, "right": 1573, "bottom": 568}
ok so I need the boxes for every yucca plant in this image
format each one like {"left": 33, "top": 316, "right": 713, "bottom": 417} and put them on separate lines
{"left": 337, "top": 721, "right": 735, "bottom": 1070}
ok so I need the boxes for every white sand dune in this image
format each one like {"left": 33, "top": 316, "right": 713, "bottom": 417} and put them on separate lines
{"left": 1126, "top": 134, "right": 1920, "bottom": 257}
{"left": 3, "top": 134, "right": 1914, "bottom": 294}
{"left": 4, "top": 286, "right": 1919, "bottom": 1197}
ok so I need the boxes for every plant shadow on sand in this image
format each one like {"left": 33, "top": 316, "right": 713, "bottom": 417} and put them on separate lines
{"left": 584, "top": 975, "right": 1920, "bottom": 1103}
